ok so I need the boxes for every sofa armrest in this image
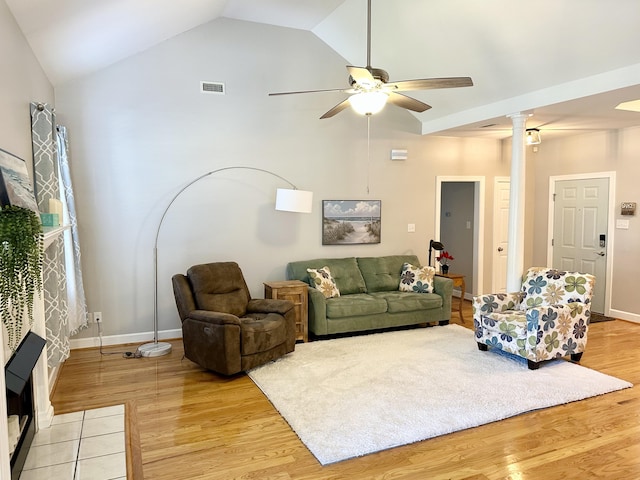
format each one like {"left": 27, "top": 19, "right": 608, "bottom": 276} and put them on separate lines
{"left": 523, "top": 303, "right": 590, "bottom": 360}
{"left": 181, "top": 314, "right": 242, "bottom": 375}
{"left": 433, "top": 276, "right": 453, "bottom": 319}
{"left": 307, "top": 287, "right": 329, "bottom": 335}
{"left": 526, "top": 303, "right": 590, "bottom": 333}
{"left": 246, "top": 298, "right": 293, "bottom": 315}
{"left": 472, "top": 292, "right": 523, "bottom": 325}
{"left": 188, "top": 310, "right": 241, "bottom": 326}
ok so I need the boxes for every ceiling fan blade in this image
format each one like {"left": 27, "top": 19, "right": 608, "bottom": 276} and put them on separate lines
{"left": 320, "top": 99, "right": 352, "bottom": 119}
{"left": 347, "top": 66, "right": 375, "bottom": 85}
{"left": 387, "top": 92, "right": 432, "bottom": 112}
{"left": 388, "top": 77, "right": 473, "bottom": 92}
{"left": 269, "top": 87, "right": 348, "bottom": 96}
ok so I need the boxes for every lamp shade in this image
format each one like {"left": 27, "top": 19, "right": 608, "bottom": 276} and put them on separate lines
{"left": 275, "top": 188, "right": 313, "bottom": 213}
{"left": 349, "top": 91, "right": 388, "bottom": 116}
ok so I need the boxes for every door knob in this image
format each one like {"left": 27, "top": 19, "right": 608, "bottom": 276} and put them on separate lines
{"left": 595, "top": 251, "right": 605, "bottom": 257}
{"left": 497, "top": 247, "right": 504, "bottom": 252}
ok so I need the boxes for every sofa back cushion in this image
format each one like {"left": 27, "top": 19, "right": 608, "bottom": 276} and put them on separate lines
{"left": 357, "top": 255, "right": 421, "bottom": 292}
{"left": 519, "top": 266, "right": 596, "bottom": 310}
{"left": 287, "top": 257, "right": 367, "bottom": 295}
{"left": 187, "top": 262, "right": 249, "bottom": 317}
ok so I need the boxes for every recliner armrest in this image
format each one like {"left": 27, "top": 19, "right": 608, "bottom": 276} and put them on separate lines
{"left": 188, "top": 310, "right": 241, "bottom": 326}
{"left": 472, "top": 292, "right": 524, "bottom": 325}
{"left": 246, "top": 298, "right": 293, "bottom": 315}
{"left": 473, "top": 292, "right": 523, "bottom": 312}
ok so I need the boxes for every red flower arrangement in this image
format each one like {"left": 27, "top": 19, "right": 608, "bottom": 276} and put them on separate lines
{"left": 436, "top": 251, "right": 454, "bottom": 266}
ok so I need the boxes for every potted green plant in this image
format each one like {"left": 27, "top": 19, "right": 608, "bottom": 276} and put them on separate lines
{"left": 0, "top": 205, "right": 43, "bottom": 352}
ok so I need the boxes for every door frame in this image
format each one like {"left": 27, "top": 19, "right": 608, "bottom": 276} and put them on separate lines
{"left": 547, "top": 171, "right": 616, "bottom": 315}
{"left": 435, "top": 176, "right": 485, "bottom": 297}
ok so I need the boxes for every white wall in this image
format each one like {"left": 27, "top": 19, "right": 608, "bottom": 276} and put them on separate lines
{"left": 54, "top": 18, "right": 503, "bottom": 340}
{"left": 0, "top": 1, "right": 53, "bottom": 164}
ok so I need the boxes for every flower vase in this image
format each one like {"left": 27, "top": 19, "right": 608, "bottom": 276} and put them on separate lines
{"left": 441, "top": 264, "right": 449, "bottom": 274}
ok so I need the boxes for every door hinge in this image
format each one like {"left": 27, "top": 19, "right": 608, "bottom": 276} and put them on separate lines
{"left": 553, "top": 193, "right": 556, "bottom": 201}
{"left": 551, "top": 239, "right": 554, "bottom": 246}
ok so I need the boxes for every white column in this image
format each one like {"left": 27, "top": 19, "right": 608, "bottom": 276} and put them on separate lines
{"left": 506, "top": 113, "right": 528, "bottom": 292}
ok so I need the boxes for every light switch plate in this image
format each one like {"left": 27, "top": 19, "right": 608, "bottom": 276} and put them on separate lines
{"left": 616, "top": 219, "right": 630, "bottom": 229}
{"left": 407, "top": 223, "right": 416, "bottom": 233}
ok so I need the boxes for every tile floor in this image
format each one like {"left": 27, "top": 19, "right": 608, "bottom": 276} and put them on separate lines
{"left": 20, "top": 404, "right": 126, "bottom": 480}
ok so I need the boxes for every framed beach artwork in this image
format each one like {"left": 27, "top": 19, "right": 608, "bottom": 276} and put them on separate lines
{"left": 322, "top": 200, "right": 381, "bottom": 245}
{"left": 0, "top": 148, "right": 39, "bottom": 212}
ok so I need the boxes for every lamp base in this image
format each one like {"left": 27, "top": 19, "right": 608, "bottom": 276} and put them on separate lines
{"left": 138, "top": 341, "right": 172, "bottom": 357}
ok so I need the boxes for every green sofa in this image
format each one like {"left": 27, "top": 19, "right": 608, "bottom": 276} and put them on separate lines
{"left": 286, "top": 255, "right": 453, "bottom": 336}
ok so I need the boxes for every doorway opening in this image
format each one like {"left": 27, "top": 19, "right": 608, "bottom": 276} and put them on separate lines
{"left": 435, "top": 176, "right": 485, "bottom": 298}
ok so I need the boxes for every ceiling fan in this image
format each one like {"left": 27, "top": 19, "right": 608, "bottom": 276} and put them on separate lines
{"left": 269, "top": 0, "right": 473, "bottom": 119}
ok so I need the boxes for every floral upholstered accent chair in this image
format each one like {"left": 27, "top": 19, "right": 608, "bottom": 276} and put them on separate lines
{"left": 472, "top": 267, "right": 595, "bottom": 370}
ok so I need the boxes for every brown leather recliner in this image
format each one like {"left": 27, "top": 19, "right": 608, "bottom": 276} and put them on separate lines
{"left": 172, "top": 262, "right": 296, "bottom": 375}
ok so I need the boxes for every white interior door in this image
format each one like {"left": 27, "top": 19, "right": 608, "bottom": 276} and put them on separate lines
{"left": 552, "top": 178, "right": 609, "bottom": 313}
{"left": 492, "top": 178, "right": 510, "bottom": 293}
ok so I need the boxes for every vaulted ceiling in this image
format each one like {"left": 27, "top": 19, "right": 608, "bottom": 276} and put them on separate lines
{"left": 7, "top": 0, "right": 640, "bottom": 138}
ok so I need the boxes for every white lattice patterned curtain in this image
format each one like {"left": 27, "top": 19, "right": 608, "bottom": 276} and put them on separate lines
{"left": 30, "top": 102, "right": 88, "bottom": 367}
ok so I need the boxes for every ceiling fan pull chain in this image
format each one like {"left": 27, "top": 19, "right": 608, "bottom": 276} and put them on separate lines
{"left": 366, "top": 0, "right": 372, "bottom": 68}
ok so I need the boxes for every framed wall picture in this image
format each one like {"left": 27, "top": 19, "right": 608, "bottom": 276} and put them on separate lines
{"left": 0, "top": 148, "right": 39, "bottom": 212}
{"left": 322, "top": 200, "right": 381, "bottom": 245}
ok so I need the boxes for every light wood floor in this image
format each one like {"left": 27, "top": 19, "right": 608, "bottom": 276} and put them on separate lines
{"left": 51, "top": 303, "right": 640, "bottom": 479}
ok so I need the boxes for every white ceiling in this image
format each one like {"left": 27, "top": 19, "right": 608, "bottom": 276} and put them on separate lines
{"left": 6, "top": 0, "right": 640, "bottom": 138}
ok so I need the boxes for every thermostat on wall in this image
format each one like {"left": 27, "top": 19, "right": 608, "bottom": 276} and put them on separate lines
{"left": 621, "top": 202, "right": 636, "bottom": 215}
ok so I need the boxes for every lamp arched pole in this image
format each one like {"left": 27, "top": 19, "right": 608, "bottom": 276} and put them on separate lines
{"left": 139, "top": 166, "right": 304, "bottom": 357}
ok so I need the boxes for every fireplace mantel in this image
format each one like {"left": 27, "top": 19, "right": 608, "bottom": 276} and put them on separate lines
{"left": 0, "top": 225, "right": 68, "bottom": 478}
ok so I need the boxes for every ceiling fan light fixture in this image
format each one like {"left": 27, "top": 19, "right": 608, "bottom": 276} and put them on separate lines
{"left": 349, "top": 91, "right": 388, "bottom": 116}
{"left": 525, "top": 128, "right": 541, "bottom": 145}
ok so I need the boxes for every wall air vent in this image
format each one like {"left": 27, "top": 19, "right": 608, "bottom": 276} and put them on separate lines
{"left": 200, "top": 81, "right": 225, "bottom": 95}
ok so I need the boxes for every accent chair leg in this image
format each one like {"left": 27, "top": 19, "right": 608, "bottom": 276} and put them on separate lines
{"left": 571, "top": 352, "right": 584, "bottom": 363}
{"left": 477, "top": 342, "right": 488, "bottom": 351}
{"left": 527, "top": 360, "right": 540, "bottom": 370}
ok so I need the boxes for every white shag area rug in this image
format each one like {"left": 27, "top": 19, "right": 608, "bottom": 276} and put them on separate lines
{"left": 248, "top": 324, "right": 632, "bottom": 465}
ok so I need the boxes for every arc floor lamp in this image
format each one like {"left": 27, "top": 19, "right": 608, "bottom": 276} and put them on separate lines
{"left": 138, "top": 166, "right": 314, "bottom": 357}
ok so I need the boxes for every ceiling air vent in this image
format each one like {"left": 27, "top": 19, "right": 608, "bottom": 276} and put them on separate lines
{"left": 200, "top": 81, "right": 225, "bottom": 95}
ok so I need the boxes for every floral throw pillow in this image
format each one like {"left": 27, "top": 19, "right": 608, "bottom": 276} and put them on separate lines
{"left": 399, "top": 263, "right": 436, "bottom": 293}
{"left": 307, "top": 266, "right": 340, "bottom": 298}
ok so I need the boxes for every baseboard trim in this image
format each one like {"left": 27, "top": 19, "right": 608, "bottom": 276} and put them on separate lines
{"left": 70, "top": 328, "right": 183, "bottom": 350}
{"left": 608, "top": 309, "right": 640, "bottom": 324}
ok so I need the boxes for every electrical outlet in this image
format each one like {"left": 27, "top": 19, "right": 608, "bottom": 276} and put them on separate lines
{"left": 94, "top": 311, "right": 102, "bottom": 323}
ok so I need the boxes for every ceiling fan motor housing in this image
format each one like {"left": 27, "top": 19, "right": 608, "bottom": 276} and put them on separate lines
{"left": 349, "top": 67, "right": 389, "bottom": 87}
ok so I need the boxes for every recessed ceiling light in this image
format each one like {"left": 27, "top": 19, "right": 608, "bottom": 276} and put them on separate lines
{"left": 615, "top": 99, "right": 640, "bottom": 113}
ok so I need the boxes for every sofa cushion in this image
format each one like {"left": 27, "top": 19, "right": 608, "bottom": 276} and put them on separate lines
{"left": 307, "top": 266, "right": 340, "bottom": 298}
{"left": 287, "top": 257, "right": 367, "bottom": 295}
{"left": 371, "top": 291, "right": 442, "bottom": 313}
{"left": 357, "top": 255, "right": 421, "bottom": 292}
{"left": 325, "top": 294, "right": 387, "bottom": 318}
{"left": 399, "top": 263, "right": 436, "bottom": 293}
